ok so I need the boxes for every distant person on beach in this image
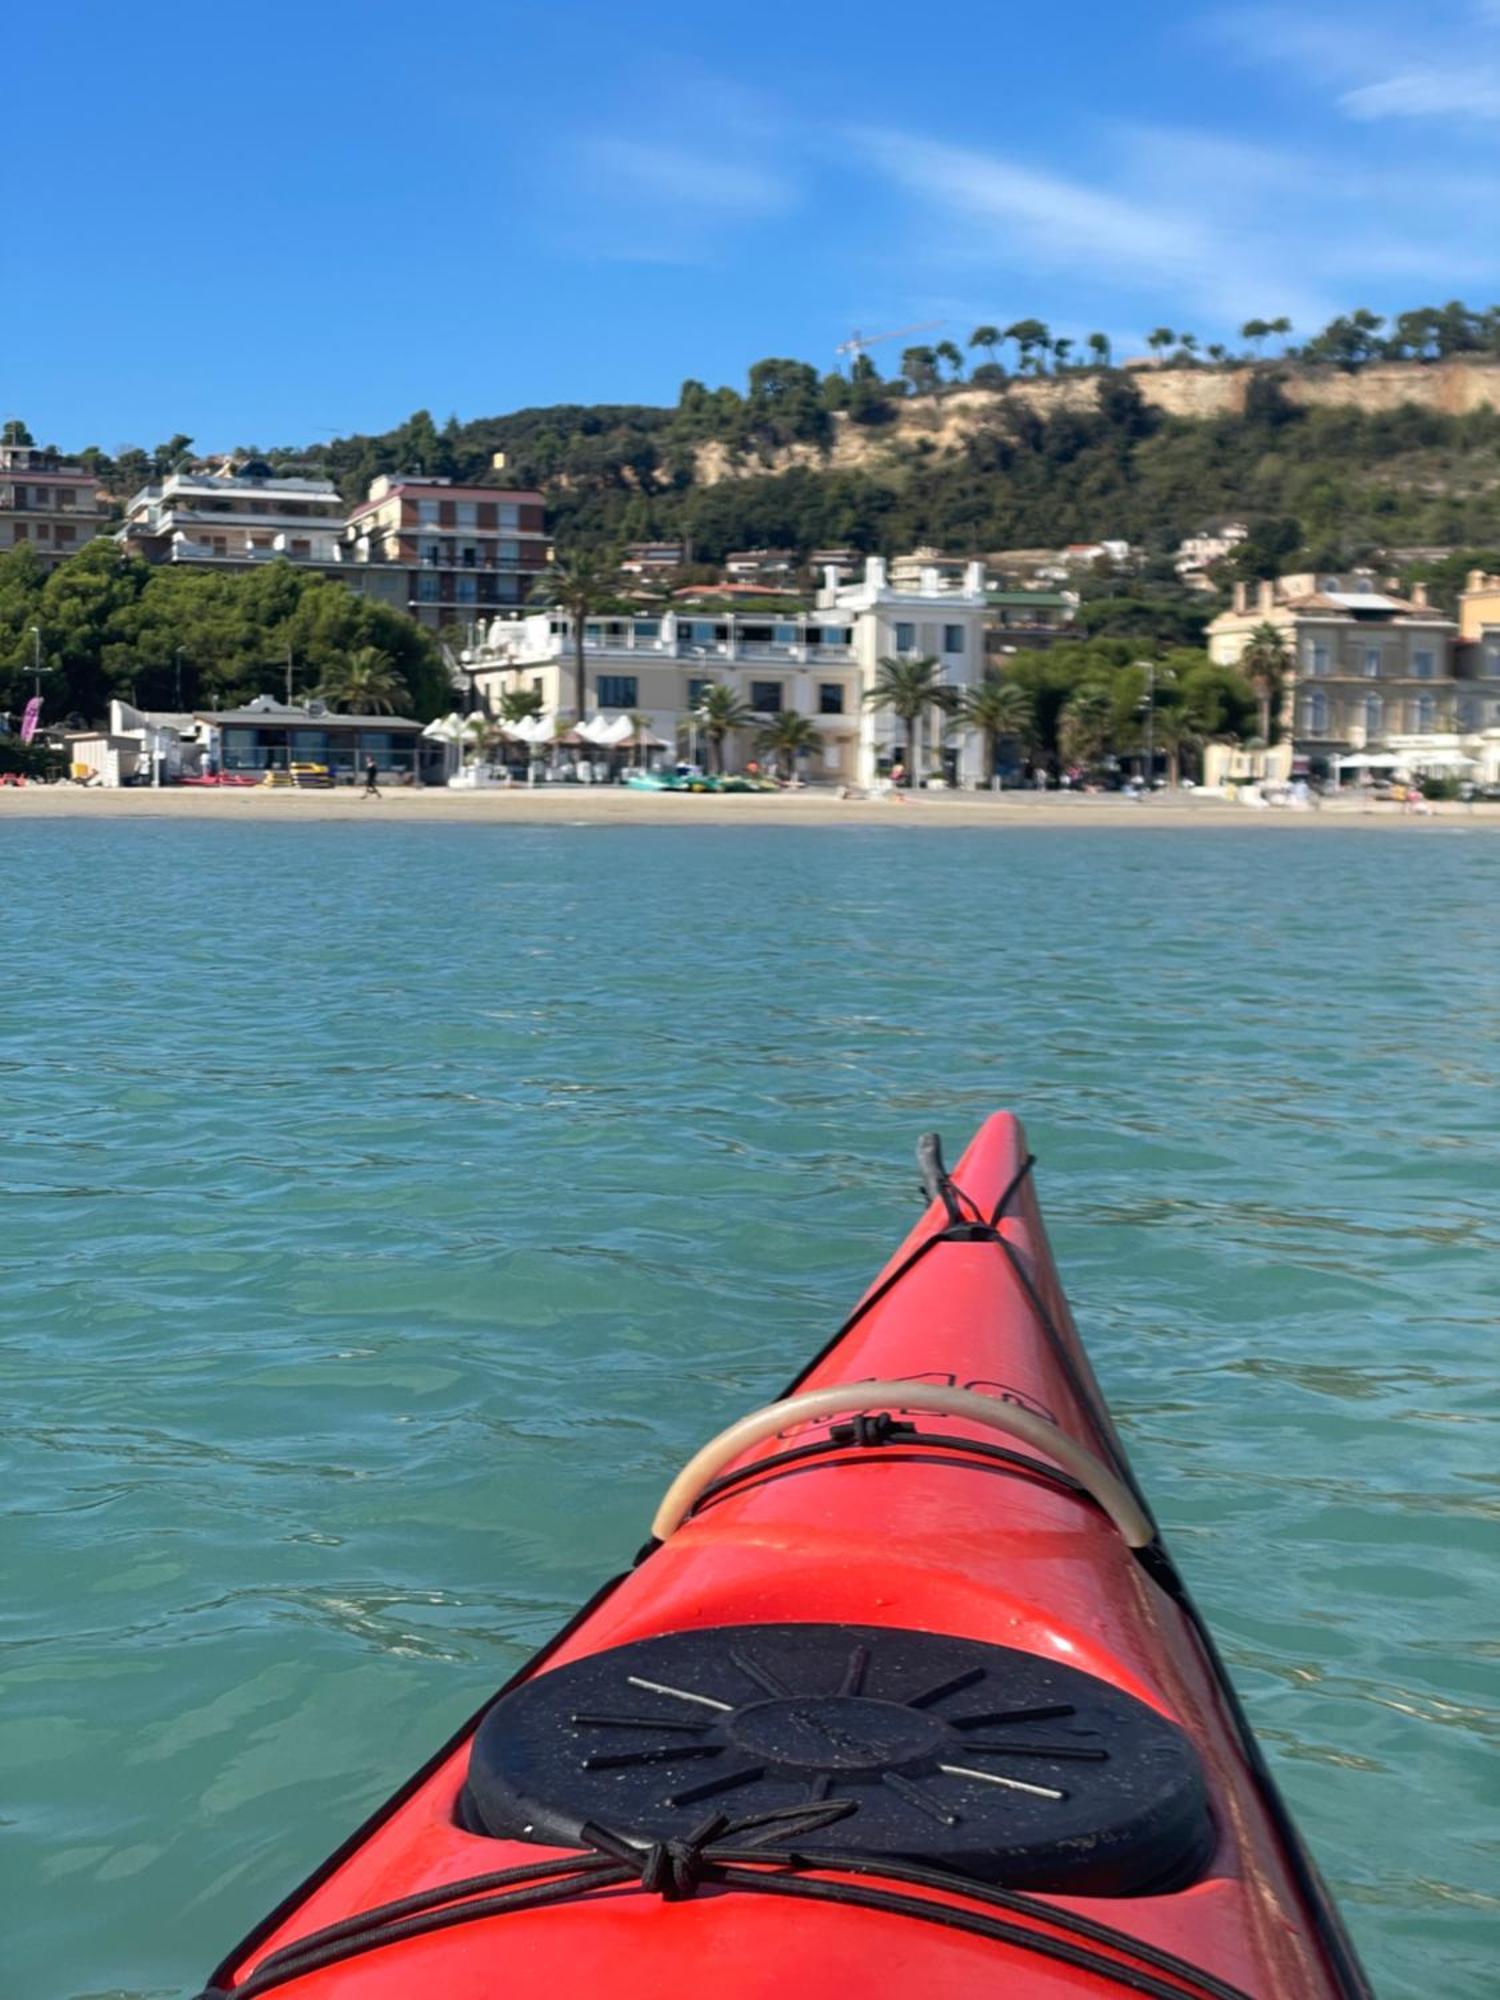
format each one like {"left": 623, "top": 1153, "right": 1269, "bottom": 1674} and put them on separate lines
{"left": 362, "top": 756, "right": 381, "bottom": 798}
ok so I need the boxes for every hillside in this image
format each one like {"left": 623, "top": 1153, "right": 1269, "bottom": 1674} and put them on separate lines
{"left": 45, "top": 301, "right": 1500, "bottom": 581}
{"left": 277, "top": 358, "right": 1500, "bottom": 579}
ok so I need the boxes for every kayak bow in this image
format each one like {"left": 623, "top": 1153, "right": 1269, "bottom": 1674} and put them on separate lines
{"left": 197, "top": 1113, "right": 1369, "bottom": 2000}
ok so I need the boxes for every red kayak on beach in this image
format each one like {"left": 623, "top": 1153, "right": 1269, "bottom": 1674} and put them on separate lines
{"left": 197, "top": 1113, "right": 1369, "bottom": 1999}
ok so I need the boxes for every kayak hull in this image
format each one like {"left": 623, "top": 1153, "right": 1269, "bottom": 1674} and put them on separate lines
{"left": 202, "top": 1114, "right": 1367, "bottom": 1999}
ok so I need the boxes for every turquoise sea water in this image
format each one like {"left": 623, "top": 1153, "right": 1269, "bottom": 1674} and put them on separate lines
{"left": 3, "top": 820, "right": 1497, "bottom": 1999}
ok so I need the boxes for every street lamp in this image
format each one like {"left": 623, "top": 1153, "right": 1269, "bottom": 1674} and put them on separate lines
{"left": 28, "top": 624, "right": 41, "bottom": 698}
{"left": 1134, "top": 658, "right": 1156, "bottom": 788}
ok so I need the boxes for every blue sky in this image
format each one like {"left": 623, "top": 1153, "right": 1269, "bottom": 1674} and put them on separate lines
{"left": 6, "top": 0, "right": 1498, "bottom": 454}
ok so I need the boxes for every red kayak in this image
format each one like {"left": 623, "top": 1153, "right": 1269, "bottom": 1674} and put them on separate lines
{"left": 198, "top": 1114, "right": 1369, "bottom": 1999}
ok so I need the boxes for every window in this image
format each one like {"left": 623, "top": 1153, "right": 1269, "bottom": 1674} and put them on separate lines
{"left": 894, "top": 621, "right": 916, "bottom": 653}
{"left": 1457, "top": 694, "right": 1479, "bottom": 728}
{"left": 821, "top": 626, "right": 852, "bottom": 647}
{"left": 1412, "top": 649, "right": 1435, "bottom": 680}
{"left": 818, "top": 682, "right": 845, "bottom": 715}
{"left": 1486, "top": 645, "right": 1500, "bottom": 679}
{"left": 773, "top": 624, "right": 799, "bottom": 646}
{"left": 633, "top": 620, "right": 661, "bottom": 640}
{"left": 499, "top": 503, "right": 519, "bottom": 529}
{"left": 417, "top": 573, "right": 440, "bottom": 601}
{"left": 1303, "top": 689, "right": 1328, "bottom": 735}
{"left": 943, "top": 624, "right": 965, "bottom": 654}
{"left": 1411, "top": 694, "right": 1436, "bottom": 732}
{"left": 1362, "top": 647, "right": 1381, "bottom": 678}
{"left": 456, "top": 575, "right": 477, "bottom": 603}
{"left": 460, "top": 545, "right": 478, "bottom": 567}
{"left": 498, "top": 540, "right": 519, "bottom": 563}
{"left": 596, "top": 675, "right": 637, "bottom": 708}
{"left": 418, "top": 500, "right": 440, "bottom": 526}
{"left": 457, "top": 501, "right": 477, "bottom": 528}
{"left": 687, "top": 678, "right": 713, "bottom": 707}
{"left": 424, "top": 541, "right": 442, "bottom": 566}
{"left": 532, "top": 677, "right": 545, "bottom": 697}
{"left": 750, "top": 681, "right": 783, "bottom": 713}
{"left": 1363, "top": 694, "right": 1383, "bottom": 737}
{"left": 1304, "top": 639, "right": 1329, "bottom": 677}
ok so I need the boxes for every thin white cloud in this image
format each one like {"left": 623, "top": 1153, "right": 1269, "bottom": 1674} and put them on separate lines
{"left": 1341, "top": 70, "right": 1500, "bottom": 117}
{"left": 1209, "top": 3, "right": 1500, "bottom": 121}
{"left": 584, "top": 139, "right": 795, "bottom": 219}
{"left": 847, "top": 124, "right": 1333, "bottom": 331}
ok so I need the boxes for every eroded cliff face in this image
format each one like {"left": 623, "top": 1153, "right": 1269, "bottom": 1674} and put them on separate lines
{"left": 690, "top": 360, "right": 1500, "bottom": 486}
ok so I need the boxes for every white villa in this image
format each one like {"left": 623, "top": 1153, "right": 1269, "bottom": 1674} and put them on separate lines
{"left": 461, "top": 558, "right": 994, "bottom": 786}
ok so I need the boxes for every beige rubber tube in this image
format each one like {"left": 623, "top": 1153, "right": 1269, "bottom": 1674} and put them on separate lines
{"left": 651, "top": 1381, "right": 1154, "bottom": 1548}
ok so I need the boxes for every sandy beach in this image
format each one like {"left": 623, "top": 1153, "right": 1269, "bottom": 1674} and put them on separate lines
{"left": 2, "top": 784, "right": 1495, "bottom": 829}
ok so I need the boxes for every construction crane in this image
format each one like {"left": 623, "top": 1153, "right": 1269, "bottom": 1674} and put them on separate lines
{"left": 835, "top": 320, "right": 944, "bottom": 370}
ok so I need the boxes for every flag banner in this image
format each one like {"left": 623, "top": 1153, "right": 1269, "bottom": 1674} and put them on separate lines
{"left": 20, "top": 696, "right": 42, "bottom": 745}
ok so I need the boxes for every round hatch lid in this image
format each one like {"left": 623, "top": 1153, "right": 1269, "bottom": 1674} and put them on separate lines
{"left": 460, "top": 1621, "right": 1214, "bottom": 1896}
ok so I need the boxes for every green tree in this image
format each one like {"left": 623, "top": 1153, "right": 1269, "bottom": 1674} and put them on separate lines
{"left": 1052, "top": 335, "right": 1075, "bottom": 370}
{"left": 866, "top": 654, "right": 950, "bottom": 785}
{"left": 497, "top": 686, "right": 544, "bottom": 723}
{"left": 1268, "top": 316, "right": 1293, "bottom": 350}
{"left": 1146, "top": 327, "right": 1176, "bottom": 363}
{"left": 901, "top": 346, "right": 940, "bottom": 399}
{"left": 969, "top": 325, "right": 1002, "bottom": 368}
{"left": 1058, "top": 681, "right": 1115, "bottom": 770}
{"left": 2, "top": 419, "right": 36, "bottom": 447}
{"left": 935, "top": 339, "right": 965, "bottom": 383}
{"left": 316, "top": 645, "right": 405, "bottom": 713}
{"left": 693, "top": 680, "right": 753, "bottom": 773}
{"left": 1004, "top": 320, "right": 1051, "bottom": 375}
{"left": 960, "top": 675, "right": 1034, "bottom": 787}
{"left": 1086, "top": 331, "right": 1111, "bottom": 368}
{"left": 757, "top": 710, "right": 823, "bottom": 779}
{"left": 535, "top": 547, "right": 618, "bottom": 720}
{"left": 1238, "top": 621, "right": 1292, "bottom": 744}
{"left": 1241, "top": 318, "right": 1270, "bottom": 357}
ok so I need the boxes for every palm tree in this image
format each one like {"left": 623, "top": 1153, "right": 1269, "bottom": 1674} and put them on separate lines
{"left": 969, "top": 324, "right": 1002, "bottom": 368}
{"left": 1239, "top": 621, "right": 1292, "bottom": 745}
{"left": 1206, "top": 342, "right": 1228, "bottom": 364}
{"left": 866, "top": 655, "right": 950, "bottom": 786}
{"left": 1052, "top": 336, "right": 1075, "bottom": 370}
{"left": 1268, "top": 315, "right": 1293, "bottom": 351}
{"left": 1059, "top": 682, "right": 1114, "bottom": 772}
{"left": 1177, "top": 332, "right": 1199, "bottom": 364}
{"left": 1086, "top": 331, "right": 1111, "bottom": 369}
{"left": 960, "top": 676, "right": 1034, "bottom": 789}
{"left": 535, "top": 547, "right": 617, "bottom": 721}
{"left": 758, "top": 711, "right": 823, "bottom": 780}
{"left": 316, "top": 646, "right": 406, "bottom": 714}
{"left": 935, "top": 339, "right": 965, "bottom": 383}
{"left": 693, "top": 681, "right": 754, "bottom": 774}
{"left": 463, "top": 711, "right": 497, "bottom": 768}
{"left": 1240, "top": 318, "right": 1270, "bottom": 357}
{"left": 497, "top": 686, "right": 543, "bottom": 724}
{"left": 1146, "top": 327, "right": 1175, "bottom": 364}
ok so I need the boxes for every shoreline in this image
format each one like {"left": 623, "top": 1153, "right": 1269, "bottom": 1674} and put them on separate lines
{"left": 2, "top": 785, "right": 1495, "bottom": 829}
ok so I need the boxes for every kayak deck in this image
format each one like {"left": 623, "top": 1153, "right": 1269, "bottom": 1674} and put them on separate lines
{"left": 200, "top": 1114, "right": 1368, "bottom": 2000}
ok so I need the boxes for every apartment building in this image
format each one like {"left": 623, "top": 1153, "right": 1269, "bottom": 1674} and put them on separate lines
{"left": 120, "top": 470, "right": 347, "bottom": 573}
{"left": 344, "top": 474, "right": 547, "bottom": 629}
{"left": 889, "top": 547, "right": 971, "bottom": 592}
{"left": 984, "top": 589, "right": 1077, "bottom": 657}
{"left": 465, "top": 557, "right": 992, "bottom": 786}
{"left": 723, "top": 547, "right": 798, "bottom": 588}
{"left": 620, "top": 541, "right": 686, "bottom": 582}
{"left": 1207, "top": 573, "right": 1460, "bottom": 772}
{"left": 0, "top": 442, "right": 110, "bottom": 568}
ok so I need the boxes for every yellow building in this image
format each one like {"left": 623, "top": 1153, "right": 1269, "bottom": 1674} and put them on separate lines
{"left": 1206, "top": 573, "right": 1459, "bottom": 779}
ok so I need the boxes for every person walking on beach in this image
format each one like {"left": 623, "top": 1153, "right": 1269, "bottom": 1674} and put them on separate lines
{"left": 362, "top": 756, "right": 381, "bottom": 799}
